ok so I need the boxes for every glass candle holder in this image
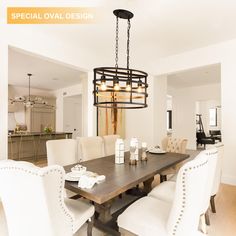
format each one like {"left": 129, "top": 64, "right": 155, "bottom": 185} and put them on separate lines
{"left": 141, "top": 142, "right": 148, "bottom": 161}
{"left": 129, "top": 145, "right": 137, "bottom": 165}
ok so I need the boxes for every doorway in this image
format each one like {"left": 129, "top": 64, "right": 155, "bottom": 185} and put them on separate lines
{"left": 63, "top": 95, "right": 82, "bottom": 139}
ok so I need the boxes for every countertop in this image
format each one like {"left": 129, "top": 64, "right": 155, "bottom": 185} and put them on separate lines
{"left": 8, "top": 132, "right": 72, "bottom": 137}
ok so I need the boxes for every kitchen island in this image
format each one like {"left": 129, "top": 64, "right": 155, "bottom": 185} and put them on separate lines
{"left": 8, "top": 132, "right": 72, "bottom": 162}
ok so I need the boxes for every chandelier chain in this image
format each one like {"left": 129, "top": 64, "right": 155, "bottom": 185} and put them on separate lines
{"left": 115, "top": 16, "right": 119, "bottom": 68}
{"left": 127, "top": 19, "right": 131, "bottom": 69}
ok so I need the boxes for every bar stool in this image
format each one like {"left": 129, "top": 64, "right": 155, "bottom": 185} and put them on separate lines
{"left": 36, "top": 133, "right": 53, "bottom": 161}
{"left": 18, "top": 134, "right": 36, "bottom": 162}
{"left": 8, "top": 135, "right": 19, "bottom": 160}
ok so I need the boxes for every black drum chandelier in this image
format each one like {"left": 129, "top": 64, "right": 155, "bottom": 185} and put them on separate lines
{"left": 93, "top": 9, "right": 148, "bottom": 109}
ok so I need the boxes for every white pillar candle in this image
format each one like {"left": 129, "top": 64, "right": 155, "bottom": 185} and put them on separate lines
{"left": 142, "top": 142, "right": 147, "bottom": 148}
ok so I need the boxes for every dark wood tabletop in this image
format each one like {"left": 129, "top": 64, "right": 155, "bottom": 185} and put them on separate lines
{"left": 64, "top": 151, "right": 189, "bottom": 204}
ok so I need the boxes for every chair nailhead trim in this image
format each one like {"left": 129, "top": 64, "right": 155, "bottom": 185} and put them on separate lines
{"left": 0, "top": 165, "right": 74, "bottom": 233}
{"left": 171, "top": 160, "right": 208, "bottom": 235}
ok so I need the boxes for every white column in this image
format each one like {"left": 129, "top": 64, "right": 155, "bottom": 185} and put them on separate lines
{"left": 153, "top": 75, "right": 167, "bottom": 146}
{"left": 55, "top": 96, "right": 64, "bottom": 132}
{"left": 0, "top": 41, "right": 8, "bottom": 160}
{"left": 221, "top": 58, "right": 236, "bottom": 185}
{"left": 171, "top": 89, "right": 196, "bottom": 149}
{"left": 82, "top": 72, "right": 96, "bottom": 137}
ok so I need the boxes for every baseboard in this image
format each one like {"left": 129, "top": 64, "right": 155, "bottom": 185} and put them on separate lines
{"left": 221, "top": 174, "right": 236, "bottom": 186}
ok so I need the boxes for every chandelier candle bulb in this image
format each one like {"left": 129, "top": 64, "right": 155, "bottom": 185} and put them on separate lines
{"left": 115, "top": 139, "right": 125, "bottom": 164}
{"left": 100, "top": 82, "right": 107, "bottom": 91}
{"left": 114, "top": 82, "right": 120, "bottom": 91}
{"left": 126, "top": 84, "right": 131, "bottom": 91}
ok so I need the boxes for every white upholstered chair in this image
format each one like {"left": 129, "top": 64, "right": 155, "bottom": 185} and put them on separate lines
{"left": 0, "top": 160, "right": 94, "bottom": 236}
{"left": 103, "top": 135, "right": 120, "bottom": 156}
{"left": 160, "top": 136, "right": 188, "bottom": 182}
{"left": 148, "top": 148, "right": 218, "bottom": 232}
{"left": 206, "top": 143, "right": 224, "bottom": 213}
{"left": 78, "top": 136, "right": 105, "bottom": 161}
{"left": 159, "top": 144, "right": 223, "bottom": 214}
{"left": 46, "top": 139, "right": 78, "bottom": 166}
{"left": 46, "top": 139, "right": 78, "bottom": 198}
{"left": 118, "top": 154, "right": 209, "bottom": 236}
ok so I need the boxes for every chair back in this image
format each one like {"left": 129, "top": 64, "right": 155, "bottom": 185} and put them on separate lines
{"left": 162, "top": 137, "right": 188, "bottom": 154}
{"left": 0, "top": 161, "right": 74, "bottom": 236}
{"left": 78, "top": 136, "right": 105, "bottom": 161}
{"left": 195, "top": 148, "right": 218, "bottom": 214}
{"left": 166, "top": 152, "right": 209, "bottom": 236}
{"left": 211, "top": 143, "right": 224, "bottom": 196}
{"left": 103, "top": 135, "right": 120, "bottom": 156}
{"left": 206, "top": 143, "right": 224, "bottom": 196}
{"left": 209, "top": 130, "right": 221, "bottom": 136}
{"left": 46, "top": 139, "right": 78, "bottom": 166}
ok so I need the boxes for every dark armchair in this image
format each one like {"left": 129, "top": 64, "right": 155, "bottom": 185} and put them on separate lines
{"left": 209, "top": 130, "right": 222, "bottom": 142}
{"left": 196, "top": 132, "right": 215, "bottom": 149}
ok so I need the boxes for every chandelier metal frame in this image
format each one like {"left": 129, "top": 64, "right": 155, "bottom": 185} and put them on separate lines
{"left": 93, "top": 9, "right": 148, "bottom": 109}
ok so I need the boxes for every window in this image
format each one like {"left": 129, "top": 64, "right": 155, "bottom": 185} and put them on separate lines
{"left": 209, "top": 108, "right": 217, "bottom": 126}
{"left": 167, "top": 110, "right": 172, "bottom": 130}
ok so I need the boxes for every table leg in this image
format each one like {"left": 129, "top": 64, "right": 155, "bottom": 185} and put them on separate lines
{"left": 95, "top": 200, "right": 113, "bottom": 223}
{"left": 143, "top": 177, "right": 154, "bottom": 193}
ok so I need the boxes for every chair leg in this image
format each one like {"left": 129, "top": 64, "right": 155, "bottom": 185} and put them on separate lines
{"left": 87, "top": 216, "right": 94, "bottom": 236}
{"left": 210, "top": 195, "right": 216, "bottom": 213}
{"left": 160, "top": 174, "right": 167, "bottom": 183}
{"left": 200, "top": 214, "right": 208, "bottom": 234}
{"left": 205, "top": 211, "right": 210, "bottom": 226}
{"left": 119, "top": 227, "right": 137, "bottom": 236}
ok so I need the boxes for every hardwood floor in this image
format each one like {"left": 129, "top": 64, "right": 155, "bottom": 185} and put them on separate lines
{"left": 0, "top": 181, "right": 235, "bottom": 235}
{"left": 207, "top": 184, "right": 236, "bottom": 236}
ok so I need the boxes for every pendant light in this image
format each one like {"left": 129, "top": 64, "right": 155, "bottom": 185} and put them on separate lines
{"left": 9, "top": 73, "right": 55, "bottom": 109}
{"left": 93, "top": 9, "right": 148, "bottom": 109}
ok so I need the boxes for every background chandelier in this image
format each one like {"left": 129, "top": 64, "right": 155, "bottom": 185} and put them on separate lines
{"left": 93, "top": 9, "right": 148, "bottom": 109}
{"left": 9, "top": 73, "right": 55, "bottom": 109}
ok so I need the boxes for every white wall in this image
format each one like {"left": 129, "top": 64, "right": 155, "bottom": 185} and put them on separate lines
{"left": 52, "top": 79, "right": 96, "bottom": 137}
{"left": 125, "top": 75, "right": 167, "bottom": 149}
{"left": 153, "top": 75, "right": 167, "bottom": 145}
{"left": 169, "top": 83, "right": 221, "bottom": 149}
{"left": 53, "top": 84, "right": 83, "bottom": 132}
{"left": 157, "top": 39, "right": 236, "bottom": 185}
{"left": 63, "top": 95, "right": 82, "bottom": 138}
{"left": 167, "top": 95, "right": 172, "bottom": 110}
{"left": 0, "top": 41, "right": 8, "bottom": 160}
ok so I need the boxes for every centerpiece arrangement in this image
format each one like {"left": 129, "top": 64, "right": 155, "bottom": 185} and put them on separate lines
{"left": 44, "top": 126, "right": 53, "bottom": 133}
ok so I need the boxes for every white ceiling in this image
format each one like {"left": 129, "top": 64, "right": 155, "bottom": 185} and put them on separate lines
{"left": 38, "top": 0, "right": 236, "bottom": 65}
{"left": 167, "top": 64, "right": 221, "bottom": 88}
{"left": 8, "top": 48, "right": 86, "bottom": 90}
{"left": 7, "top": 0, "right": 236, "bottom": 89}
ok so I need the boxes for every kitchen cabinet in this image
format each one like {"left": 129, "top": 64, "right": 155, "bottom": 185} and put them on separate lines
{"left": 25, "top": 102, "right": 56, "bottom": 132}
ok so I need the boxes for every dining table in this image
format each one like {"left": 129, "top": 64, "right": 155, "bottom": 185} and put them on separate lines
{"left": 64, "top": 150, "right": 190, "bottom": 235}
